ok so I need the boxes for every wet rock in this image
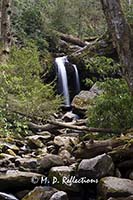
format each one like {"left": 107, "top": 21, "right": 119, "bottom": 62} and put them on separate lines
{"left": 15, "top": 158, "right": 38, "bottom": 171}
{"left": 108, "top": 196, "right": 133, "bottom": 200}
{"left": 49, "top": 166, "right": 79, "bottom": 192}
{"left": 15, "top": 190, "right": 30, "bottom": 199}
{"left": 0, "top": 192, "right": 19, "bottom": 200}
{"left": 58, "top": 148, "right": 71, "bottom": 164}
{"left": 36, "top": 147, "right": 48, "bottom": 157}
{"left": 62, "top": 111, "right": 79, "bottom": 122}
{"left": 26, "top": 136, "right": 44, "bottom": 149}
{"left": 54, "top": 135, "right": 79, "bottom": 149}
{"left": 78, "top": 153, "right": 114, "bottom": 179}
{"left": 5, "top": 149, "right": 16, "bottom": 157}
{"left": 0, "top": 153, "right": 16, "bottom": 159}
{"left": 0, "top": 170, "right": 44, "bottom": 191}
{"left": 37, "top": 131, "right": 52, "bottom": 139}
{"left": 72, "top": 83, "right": 103, "bottom": 115}
{"left": 1, "top": 143, "right": 19, "bottom": 154}
{"left": 39, "top": 154, "right": 64, "bottom": 172}
{"left": 22, "top": 186, "right": 57, "bottom": 200}
{"left": 98, "top": 177, "right": 133, "bottom": 199}
{"left": 129, "top": 171, "right": 133, "bottom": 180}
{"left": 49, "top": 191, "right": 69, "bottom": 200}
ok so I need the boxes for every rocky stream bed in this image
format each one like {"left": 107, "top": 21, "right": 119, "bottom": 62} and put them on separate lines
{"left": 0, "top": 86, "right": 133, "bottom": 200}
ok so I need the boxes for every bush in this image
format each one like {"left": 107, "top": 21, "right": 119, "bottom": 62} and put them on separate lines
{"left": 87, "top": 79, "right": 133, "bottom": 131}
{"left": 0, "top": 43, "right": 61, "bottom": 136}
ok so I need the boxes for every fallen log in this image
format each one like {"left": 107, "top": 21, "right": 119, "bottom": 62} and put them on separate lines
{"left": 28, "top": 120, "right": 121, "bottom": 134}
{"left": 72, "top": 135, "right": 132, "bottom": 159}
{"left": 58, "top": 32, "right": 86, "bottom": 47}
{"left": 68, "top": 37, "right": 117, "bottom": 63}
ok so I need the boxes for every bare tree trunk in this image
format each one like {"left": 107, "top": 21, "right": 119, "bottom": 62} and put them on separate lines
{"left": 100, "top": 0, "right": 133, "bottom": 95}
{"left": 0, "top": 0, "right": 12, "bottom": 63}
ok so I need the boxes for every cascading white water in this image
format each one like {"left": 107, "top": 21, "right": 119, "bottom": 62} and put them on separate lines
{"left": 55, "top": 56, "right": 80, "bottom": 106}
{"left": 55, "top": 56, "right": 70, "bottom": 106}
{"left": 72, "top": 64, "right": 80, "bottom": 93}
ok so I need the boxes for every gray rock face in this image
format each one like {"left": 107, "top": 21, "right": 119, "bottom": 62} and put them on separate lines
{"left": 49, "top": 191, "right": 69, "bottom": 200}
{"left": 98, "top": 177, "right": 133, "bottom": 199}
{"left": 22, "top": 186, "right": 57, "bottom": 200}
{"left": 39, "top": 154, "right": 64, "bottom": 171}
{"left": 78, "top": 153, "right": 114, "bottom": 179}
{"left": 0, "top": 170, "right": 43, "bottom": 191}
{"left": 49, "top": 166, "right": 79, "bottom": 192}
{"left": 72, "top": 83, "right": 103, "bottom": 114}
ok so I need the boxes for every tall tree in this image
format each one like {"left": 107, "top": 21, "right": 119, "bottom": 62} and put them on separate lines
{"left": 0, "top": 0, "right": 12, "bottom": 63}
{"left": 100, "top": 0, "right": 133, "bottom": 95}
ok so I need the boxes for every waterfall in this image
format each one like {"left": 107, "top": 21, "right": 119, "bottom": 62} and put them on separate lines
{"left": 55, "top": 56, "right": 70, "bottom": 106}
{"left": 72, "top": 64, "right": 80, "bottom": 93}
{"left": 55, "top": 56, "right": 80, "bottom": 106}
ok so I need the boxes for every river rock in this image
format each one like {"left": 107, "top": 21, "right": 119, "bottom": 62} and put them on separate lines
{"left": 49, "top": 191, "right": 69, "bottom": 200}
{"left": 0, "top": 192, "right": 19, "bottom": 200}
{"left": 22, "top": 186, "right": 57, "bottom": 200}
{"left": 49, "top": 166, "right": 79, "bottom": 192}
{"left": 15, "top": 158, "right": 38, "bottom": 171}
{"left": 72, "top": 83, "right": 103, "bottom": 115}
{"left": 78, "top": 153, "right": 114, "bottom": 179}
{"left": 62, "top": 111, "right": 79, "bottom": 122}
{"left": 5, "top": 149, "right": 17, "bottom": 157}
{"left": 54, "top": 135, "right": 79, "bottom": 149}
{"left": 98, "top": 177, "right": 133, "bottom": 199}
{"left": 1, "top": 143, "right": 19, "bottom": 154}
{"left": 0, "top": 170, "right": 44, "bottom": 191}
{"left": 26, "top": 136, "right": 44, "bottom": 149}
{"left": 129, "top": 171, "right": 133, "bottom": 180}
{"left": 39, "top": 154, "right": 64, "bottom": 172}
{"left": 58, "top": 148, "right": 71, "bottom": 164}
{"left": 108, "top": 196, "right": 133, "bottom": 200}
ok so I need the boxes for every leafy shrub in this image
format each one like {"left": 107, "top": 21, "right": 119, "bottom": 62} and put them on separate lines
{"left": 0, "top": 43, "right": 61, "bottom": 136}
{"left": 84, "top": 56, "right": 120, "bottom": 88}
{"left": 87, "top": 79, "right": 133, "bottom": 131}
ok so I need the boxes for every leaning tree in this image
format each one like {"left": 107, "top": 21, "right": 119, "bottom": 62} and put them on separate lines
{"left": 0, "top": 0, "right": 12, "bottom": 63}
{"left": 100, "top": 0, "right": 133, "bottom": 95}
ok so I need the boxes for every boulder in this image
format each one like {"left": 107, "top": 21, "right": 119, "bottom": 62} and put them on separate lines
{"left": 22, "top": 186, "right": 57, "bottom": 200}
{"left": 78, "top": 153, "right": 114, "bottom": 179}
{"left": 72, "top": 83, "right": 103, "bottom": 115}
{"left": 62, "top": 111, "right": 79, "bottom": 122}
{"left": 0, "top": 192, "right": 19, "bottom": 200}
{"left": 49, "top": 191, "right": 69, "bottom": 200}
{"left": 58, "top": 148, "right": 71, "bottom": 164}
{"left": 129, "top": 171, "right": 133, "bottom": 180}
{"left": 49, "top": 166, "right": 79, "bottom": 192}
{"left": 39, "top": 154, "right": 64, "bottom": 172}
{"left": 0, "top": 170, "right": 44, "bottom": 191}
{"left": 15, "top": 158, "right": 38, "bottom": 171}
{"left": 98, "top": 177, "right": 133, "bottom": 199}
{"left": 1, "top": 143, "right": 19, "bottom": 154}
{"left": 54, "top": 135, "right": 79, "bottom": 150}
{"left": 26, "top": 136, "right": 44, "bottom": 149}
{"left": 108, "top": 196, "right": 133, "bottom": 200}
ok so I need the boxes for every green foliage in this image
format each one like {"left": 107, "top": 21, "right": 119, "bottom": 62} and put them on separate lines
{"left": 84, "top": 56, "right": 120, "bottom": 88}
{"left": 0, "top": 43, "right": 61, "bottom": 136}
{"left": 87, "top": 79, "right": 133, "bottom": 131}
{"left": 12, "top": 0, "right": 106, "bottom": 42}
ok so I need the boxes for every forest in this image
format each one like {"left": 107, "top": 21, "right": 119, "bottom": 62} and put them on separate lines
{"left": 0, "top": 0, "right": 133, "bottom": 200}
